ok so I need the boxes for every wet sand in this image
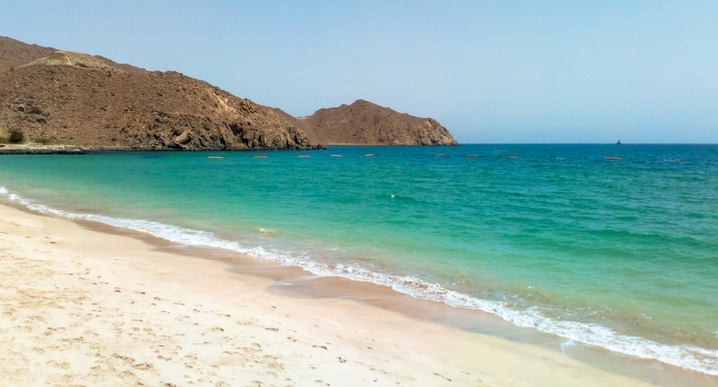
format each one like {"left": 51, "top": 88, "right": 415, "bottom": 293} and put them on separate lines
{"left": 0, "top": 203, "right": 656, "bottom": 386}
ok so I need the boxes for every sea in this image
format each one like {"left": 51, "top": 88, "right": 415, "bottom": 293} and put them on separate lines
{"left": 1, "top": 144, "right": 717, "bottom": 381}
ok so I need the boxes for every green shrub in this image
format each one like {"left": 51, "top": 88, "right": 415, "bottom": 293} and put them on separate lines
{"left": 8, "top": 129, "right": 24, "bottom": 144}
{"left": 0, "top": 136, "right": 7, "bottom": 143}
{"left": 34, "top": 137, "right": 52, "bottom": 145}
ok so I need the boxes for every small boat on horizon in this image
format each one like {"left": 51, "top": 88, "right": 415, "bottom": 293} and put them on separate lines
{"left": 616, "top": 140, "right": 623, "bottom": 145}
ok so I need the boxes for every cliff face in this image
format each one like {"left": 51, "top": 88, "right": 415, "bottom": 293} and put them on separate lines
{"left": 0, "top": 49, "right": 313, "bottom": 150}
{"left": 295, "top": 100, "right": 458, "bottom": 146}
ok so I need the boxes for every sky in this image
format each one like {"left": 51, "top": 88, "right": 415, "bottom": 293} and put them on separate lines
{"left": 1, "top": 1, "right": 717, "bottom": 143}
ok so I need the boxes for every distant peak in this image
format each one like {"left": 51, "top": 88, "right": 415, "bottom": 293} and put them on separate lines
{"left": 351, "top": 99, "right": 374, "bottom": 106}
{"left": 297, "top": 99, "right": 458, "bottom": 146}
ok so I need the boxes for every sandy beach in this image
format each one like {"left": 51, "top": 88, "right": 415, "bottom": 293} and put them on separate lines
{"left": 0, "top": 203, "right": 654, "bottom": 387}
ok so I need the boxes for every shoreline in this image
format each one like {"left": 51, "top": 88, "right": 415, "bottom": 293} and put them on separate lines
{"left": 0, "top": 142, "right": 470, "bottom": 155}
{"left": 0, "top": 202, "right": 663, "bottom": 386}
{"left": 3, "top": 180, "right": 716, "bottom": 381}
{"left": 0, "top": 144, "right": 325, "bottom": 155}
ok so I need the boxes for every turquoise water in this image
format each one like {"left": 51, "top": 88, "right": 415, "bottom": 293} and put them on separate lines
{"left": 1, "top": 144, "right": 717, "bottom": 374}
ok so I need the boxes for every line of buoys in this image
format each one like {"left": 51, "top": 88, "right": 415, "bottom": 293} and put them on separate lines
{"left": 243, "top": 153, "right": 683, "bottom": 162}
{"left": 208, "top": 156, "right": 223, "bottom": 159}
{"left": 243, "top": 154, "right": 687, "bottom": 163}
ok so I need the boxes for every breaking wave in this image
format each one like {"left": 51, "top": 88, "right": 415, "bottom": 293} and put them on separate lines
{"left": 1, "top": 185, "right": 717, "bottom": 375}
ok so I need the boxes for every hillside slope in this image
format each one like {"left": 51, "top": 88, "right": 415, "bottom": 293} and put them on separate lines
{"left": 0, "top": 50, "right": 314, "bottom": 150}
{"left": 1, "top": 37, "right": 457, "bottom": 149}
{"left": 0, "top": 36, "right": 56, "bottom": 72}
{"left": 295, "top": 100, "right": 458, "bottom": 146}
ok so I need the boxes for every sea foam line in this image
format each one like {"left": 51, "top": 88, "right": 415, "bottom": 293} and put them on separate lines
{"left": 1, "top": 186, "right": 716, "bottom": 375}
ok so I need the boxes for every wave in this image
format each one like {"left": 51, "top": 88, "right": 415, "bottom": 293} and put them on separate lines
{"left": 1, "top": 185, "right": 717, "bottom": 376}
{"left": 381, "top": 193, "right": 421, "bottom": 203}
{"left": 257, "top": 228, "right": 278, "bottom": 236}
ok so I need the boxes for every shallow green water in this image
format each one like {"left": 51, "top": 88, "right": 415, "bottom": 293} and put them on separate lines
{"left": 1, "top": 144, "right": 717, "bottom": 374}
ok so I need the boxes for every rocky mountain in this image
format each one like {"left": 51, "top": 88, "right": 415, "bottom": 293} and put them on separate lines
{"left": 295, "top": 100, "right": 458, "bottom": 146}
{"left": 0, "top": 40, "right": 313, "bottom": 150}
{"left": 0, "top": 37, "right": 456, "bottom": 150}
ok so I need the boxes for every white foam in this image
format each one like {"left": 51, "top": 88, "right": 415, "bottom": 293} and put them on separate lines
{"left": 2, "top": 186, "right": 718, "bottom": 375}
{"left": 561, "top": 339, "right": 577, "bottom": 355}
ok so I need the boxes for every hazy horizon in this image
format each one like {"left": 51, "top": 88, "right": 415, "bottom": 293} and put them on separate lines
{"left": 2, "top": 1, "right": 716, "bottom": 144}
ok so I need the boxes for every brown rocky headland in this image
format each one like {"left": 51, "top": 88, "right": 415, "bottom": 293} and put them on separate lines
{"left": 0, "top": 36, "right": 457, "bottom": 150}
{"left": 295, "top": 99, "right": 458, "bottom": 146}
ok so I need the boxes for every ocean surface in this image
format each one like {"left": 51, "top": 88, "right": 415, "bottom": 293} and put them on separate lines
{"left": 1, "top": 144, "right": 717, "bottom": 376}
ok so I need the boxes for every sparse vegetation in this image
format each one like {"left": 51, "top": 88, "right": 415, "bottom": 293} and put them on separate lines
{"left": 34, "top": 137, "right": 52, "bottom": 145}
{"left": 8, "top": 129, "right": 24, "bottom": 144}
{"left": 0, "top": 136, "right": 7, "bottom": 143}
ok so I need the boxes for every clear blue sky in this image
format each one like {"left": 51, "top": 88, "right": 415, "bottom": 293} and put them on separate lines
{"left": 2, "top": 1, "right": 717, "bottom": 143}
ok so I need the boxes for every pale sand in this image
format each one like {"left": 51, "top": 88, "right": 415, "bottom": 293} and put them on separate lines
{"left": 0, "top": 203, "right": 653, "bottom": 387}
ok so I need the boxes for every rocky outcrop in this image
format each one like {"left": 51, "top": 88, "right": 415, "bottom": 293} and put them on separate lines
{"left": 1, "top": 37, "right": 457, "bottom": 150}
{"left": 20, "top": 50, "right": 126, "bottom": 72}
{"left": 0, "top": 50, "right": 316, "bottom": 150}
{"left": 295, "top": 100, "right": 458, "bottom": 146}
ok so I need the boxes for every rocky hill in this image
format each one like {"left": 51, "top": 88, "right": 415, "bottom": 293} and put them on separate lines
{"left": 295, "top": 100, "right": 458, "bottom": 146}
{"left": 0, "top": 37, "right": 456, "bottom": 149}
{"left": 0, "top": 39, "right": 313, "bottom": 150}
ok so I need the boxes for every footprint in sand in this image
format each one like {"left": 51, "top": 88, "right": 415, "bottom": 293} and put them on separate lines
{"left": 132, "top": 362, "right": 154, "bottom": 370}
{"left": 45, "top": 359, "right": 70, "bottom": 369}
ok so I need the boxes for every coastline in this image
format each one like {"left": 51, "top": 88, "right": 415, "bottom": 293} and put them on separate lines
{"left": 0, "top": 202, "right": 657, "bottom": 386}
{"left": 0, "top": 142, "right": 471, "bottom": 155}
{"left": 0, "top": 144, "right": 325, "bottom": 155}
